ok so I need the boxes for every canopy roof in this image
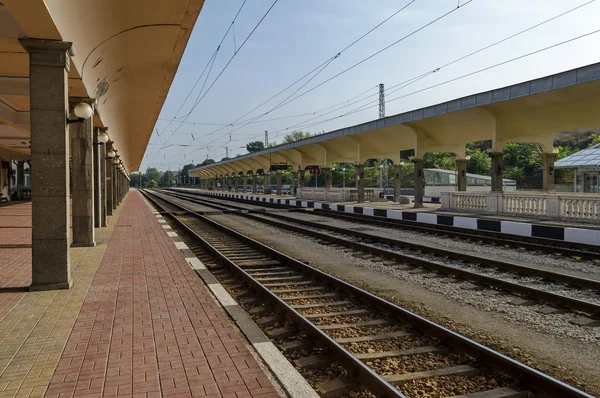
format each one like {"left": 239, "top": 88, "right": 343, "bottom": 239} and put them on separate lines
{"left": 191, "top": 62, "right": 600, "bottom": 178}
{"left": 0, "top": 0, "right": 205, "bottom": 172}
{"left": 555, "top": 144, "right": 600, "bottom": 169}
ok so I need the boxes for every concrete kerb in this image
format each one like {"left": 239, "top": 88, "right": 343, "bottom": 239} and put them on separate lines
{"left": 189, "top": 189, "right": 600, "bottom": 246}
{"left": 142, "top": 197, "right": 319, "bottom": 398}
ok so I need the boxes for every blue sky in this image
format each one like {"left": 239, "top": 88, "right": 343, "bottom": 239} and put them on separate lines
{"left": 141, "top": 0, "right": 600, "bottom": 171}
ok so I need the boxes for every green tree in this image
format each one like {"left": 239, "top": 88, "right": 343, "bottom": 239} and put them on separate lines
{"left": 200, "top": 158, "right": 215, "bottom": 166}
{"left": 147, "top": 179, "right": 158, "bottom": 188}
{"left": 423, "top": 152, "right": 455, "bottom": 170}
{"left": 145, "top": 167, "right": 160, "bottom": 183}
{"left": 246, "top": 141, "right": 265, "bottom": 153}
{"left": 283, "top": 131, "right": 311, "bottom": 143}
{"left": 159, "top": 170, "right": 175, "bottom": 187}
{"left": 502, "top": 143, "right": 542, "bottom": 187}
{"left": 589, "top": 134, "right": 600, "bottom": 147}
{"left": 465, "top": 147, "right": 491, "bottom": 176}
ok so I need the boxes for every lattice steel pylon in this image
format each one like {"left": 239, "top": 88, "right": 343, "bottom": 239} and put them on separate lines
{"left": 379, "top": 83, "right": 385, "bottom": 119}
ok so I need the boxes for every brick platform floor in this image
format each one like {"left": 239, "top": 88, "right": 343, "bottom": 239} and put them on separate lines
{"left": 0, "top": 191, "right": 279, "bottom": 398}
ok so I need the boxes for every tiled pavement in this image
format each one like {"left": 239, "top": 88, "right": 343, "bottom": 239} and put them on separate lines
{"left": 0, "top": 192, "right": 280, "bottom": 397}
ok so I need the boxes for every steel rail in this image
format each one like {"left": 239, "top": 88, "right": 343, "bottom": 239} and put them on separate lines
{"left": 158, "top": 190, "right": 600, "bottom": 316}
{"left": 170, "top": 188, "right": 600, "bottom": 259}
{"left": 143, "top": 189, "right": 593, "bottom": 398}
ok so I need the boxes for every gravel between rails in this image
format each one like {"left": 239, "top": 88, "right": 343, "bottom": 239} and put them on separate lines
{"left": 207, "top": 213, "right": 600, "bottom": 396}
{"left": 398, "top": 373, "right": 514, "bottom": 398}
{"left": 272, "top": 211, "right": 600, "bottom": 277}
{"left": 344, "top": 336, "right": 439, "bottom": 354}
{"left": 368, "top": 352, "right": 471, "bottom": 376}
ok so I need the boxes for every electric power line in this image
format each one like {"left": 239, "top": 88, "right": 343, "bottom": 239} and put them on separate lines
{"left": 196, "top": 1, "right": 419, "bottom": 148}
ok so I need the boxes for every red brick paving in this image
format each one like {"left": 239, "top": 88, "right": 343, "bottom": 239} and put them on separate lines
{"left": 0, "top": 202, "right": 31, "bottom": 323}
{"left": 46, "top": 191, "right": 280, "bottom": 398}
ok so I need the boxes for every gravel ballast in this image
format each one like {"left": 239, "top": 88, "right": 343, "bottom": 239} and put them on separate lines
{"left": 208, "top": 213, "right": 600, "bottom": 396}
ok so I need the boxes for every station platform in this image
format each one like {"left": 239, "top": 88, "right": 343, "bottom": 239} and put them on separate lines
{"left": 179, "top": 189, "right": 600, "bottom": 245}
{"left": 0, "top": 191, "right": 279, "bottom": 398}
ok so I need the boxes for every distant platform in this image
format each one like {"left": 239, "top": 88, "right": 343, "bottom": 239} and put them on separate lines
{"left": 177, "top": 189, "right": 600, "bottom": 245}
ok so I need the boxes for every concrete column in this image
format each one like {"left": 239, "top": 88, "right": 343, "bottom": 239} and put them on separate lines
{"left": 292, "top": 172, "right": 298, "bottom": 196}
{"left": 542, "top": 152, "right": 557, "bottom": 192}
{"left": 252, "top": 174, "right": 257, "bottom": 193}
{"left": 93, "top": 129, "right": 102, "bottom": 228}
{"left": 324, "top": 168, "right": 332, "bottom": 189}
{"left": 263, "top": 173, "right": 269, "bottom": 193}
{"left": 299, "top": 170, "right": 305, "bottom": 188}
{"left": 413, "top": 158, "right": 425, "bottom": 208}
{"left": 276, "top": 172, "right": 282, "bottom": 195}
{"left": 106, "top": 143, "right": 114, "bottom": 216}
{"left": 393, "top": 164, "right": 402, "bottom": 202}
{"left": 242, "top": 174, "right": 248, "bottom": 193}
{"left": 356, "top": 164, "right": 365, "bottom": 203}
{"left": 70, "top": 100, "right": 95, "bottom": 247}
{"left": 21, "top": 38, "right": 73, "bottom": 291}
{"left": 489, "top": 151, "right": 504, "bottom": 192}
{"left": 112, "top": 163, "right": 118, "bottom": 208}
{"left": 16, "top": 161, "right": 24, "bottom": 191}
{"left": 99, "top": 137, "right": 107, "bottom": 227}
{"left": 456, "top": 159, "right": 468, "bottom": 192}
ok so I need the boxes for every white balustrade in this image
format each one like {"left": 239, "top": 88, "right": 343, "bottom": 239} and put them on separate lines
{"left": 441, "top": 192, "right": 600, "bottom": 220}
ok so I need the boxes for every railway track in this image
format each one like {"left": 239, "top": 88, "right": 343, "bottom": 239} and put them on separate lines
{"left": 142, "top": 189, "right": 593, "bottom": 398}
{"left": 168, "top": 188, "right": 600, "bottom": 261}
{"left": 156, "top": 189, "right": 600, "bottom": 319}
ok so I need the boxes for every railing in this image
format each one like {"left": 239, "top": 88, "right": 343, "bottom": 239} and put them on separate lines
{"left": 454, "top": 193, "right": 487, "bottom": 210}
{"left": 560, "top": 197, "right": 600, "bottom": 220}
{"left": 502, "top": 194, "right": 548, "bottom": 216}
{"left": 441, "top": 192, "right": 600, "bottom": 220}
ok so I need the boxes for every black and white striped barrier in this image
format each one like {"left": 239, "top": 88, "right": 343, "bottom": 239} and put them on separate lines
{"left": 180, "top": 190, "right": 600, "bottom": 246}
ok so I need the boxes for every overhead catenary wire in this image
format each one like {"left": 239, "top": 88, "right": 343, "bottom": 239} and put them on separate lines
{"left": 245, "top": 0, "right": 599, "bottom": 141}
{"left": 146, "top": 0, "right": 596, "bottom": 168}
{"left": 201, "top": 0, "right": 473, "bottom": 148}
{"left": 159, "top": 0, "right": 248, "bottom": 135}
{"left": 273, "top": 27, "right": 600, "bottom": 137}
{"left": 196, "top": 1, "right": 419, "bottom": 148}
{"left": 156, "top": 0, "right": 280, "bottom": 159}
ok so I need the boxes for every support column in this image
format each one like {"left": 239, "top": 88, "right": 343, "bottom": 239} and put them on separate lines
{"left": 71, "top": 100, "right": 96, "bottom": 247}
{"left": 393, "top": 164, "right": 402, "bottom": 202}
{"left": 542, "top": 152, "right": 557, "bottom": 192}
{"left": 456, "top": 159, "right": 468, "bottom": 192}
{"left": 413, "top": 158, "right": 425, "bottom": 208}
{"left": 489, "top": 151, "right": 504, "bottom": 192}
{"left": 324, "top": 168, "right": 332, "bottom": 189}
{"left": 93, "top": 129, "right": 101, "bottom": 228}
{"left": 263, "top": 173, "right": 269, "bottom": 193}
{"left": 276, "top": 172, "right": 282, "bottom": 195}
{"left": 21, "top": 38, "right": 73, "bottom": 290}
{"left": 16, "top": 161, "right": 24, "bottom": 195}
{"left": 106, "top": 143, "right": 114, "bottom": 215}
{"left": 299, "top": 170, "right": 305, "bottom": 189}
{"left": 242, "top": 174, "right": 248, "bottom": 193}
{"left": 252, "top": 174, "right": 257, "bottom": 193}
{"left": 112, "top": 163, "right": 118, "bottom": 209}
{"left": 292, "top": 172, "right": 298, "bottom": 196}
{"left": 356, "top": 164, "right": 365, "bottom": 203}
{"left": 100, "top": 135, "right": 107, "bottom": 227}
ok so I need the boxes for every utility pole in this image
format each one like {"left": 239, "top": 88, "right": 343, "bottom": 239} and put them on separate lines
{"left": 264, "top": 130, "right": 269, "bottom": 147}
{"left": 379, "top": 83, "right": 385, "bottom": 119}
{"left": 225, "top": 146, "right": 229, "bottom": 158}
{"left": 379, "top": 83, "right": 386, "bottom": 195}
